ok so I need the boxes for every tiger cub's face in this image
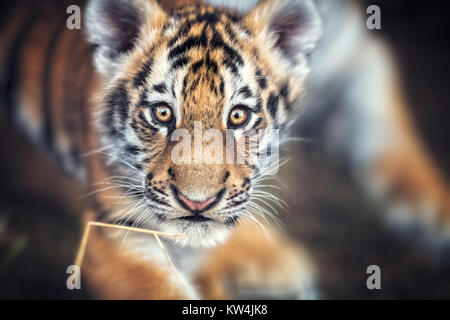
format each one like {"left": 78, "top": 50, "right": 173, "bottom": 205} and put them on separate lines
{"left": 86, "top": 0, "right": 321, "bottom": 247}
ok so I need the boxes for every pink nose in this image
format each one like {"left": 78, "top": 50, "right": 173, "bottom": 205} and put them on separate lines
{"left": 178, "top": 193, "right": 218, "bottom": 212}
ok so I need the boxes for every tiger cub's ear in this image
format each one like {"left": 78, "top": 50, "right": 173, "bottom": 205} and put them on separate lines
{"left": 244, "top": 0, "right": 322, "bottom": 68}
{"left": 85, "top": 0, "right": 165, "bottom": 77}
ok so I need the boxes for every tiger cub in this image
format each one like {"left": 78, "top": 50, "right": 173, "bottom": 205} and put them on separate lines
{"left": 0, "top": 0, "right": 448, "bottom": 299}
{"left": 1, "top": 0, "right": 322, "bottom": 299}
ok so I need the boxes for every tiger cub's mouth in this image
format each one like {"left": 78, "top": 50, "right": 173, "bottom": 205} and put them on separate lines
{"left": 177, "top": 215, "right": 214, "bottom": 223}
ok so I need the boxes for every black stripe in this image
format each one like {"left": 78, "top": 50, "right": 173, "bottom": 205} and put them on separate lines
{"left": 138, "top": 90, "right": 151, "bottom": 107}
{"left": 225, "top": 216, "right": 239, "bottom": 227}
{"left": 66, "top": 31, "right": 95, "bottom": 142}
{"left": 254, "top": 99, "right": 262, "bottom": 112}
{"left": 108, "top": 82, "right": 130, "bottom": 125}
{"left": 210, "top": 32, "right": 243, "bottom": 66}
{"left": 167, "top": 19, "right": 196, "bottom": 47}
{"left": 210, "top": 80, "right": 217, "bottom": 95}
{"left": 168, "top": 11, "right": 223, "bottom": 46}
{"left": 224, "top": 24, "right": 237, "bottom": 43}
{"left": 267, "top": 93, "right": 279, "bottom": 119}
{"left": 256, "top": 69, "right": 267, "bottom": 90}
{"left": 2, "top": 9, "right": 37, "bottom": 119}
{"left": 280, "top": 82, "right": 290, "bottom": 110}
{"left": 171, "top": 56, "right": 189, "bottom": 70}
{"left": 222, "top": 171, "right": 230, "bottom": 183}
{"left": 153, "top": 83, "right": 167, "bottom": 94}
{"left": 219, "top": 79, "right": 225, "bottom": 96}
{"left": 138, "top": 111, "right": 158, "bottom": 132}
{"left": 238, "top": 86, "right": 252, "bottom": 99}
{"left": 133, "top": 58, "right": 153, "bottom": 88}
{"left": 42, "top": 18, "right": 66, "bottom": 151}
{"left": 191, "top": 60, "right": 204, "bottom": 73}
{"left": 182, "top": 74, "right": 189, "bottom": 97}
{"left": 194, "top": 12, "right": 220, "bottom": 25}
{"left": 228, "top": 191, "right": 244, "bottom": 201}
{"left": 125, "top": 144, "right": 142, "bottom": 155}
{"left": 69, "top": 146, "right": 83, "bottom": 169}
{"left": 168, "top": 35, "right": 207, "bottom": 60}
{"left": 223, "top": 57, "right": 239, "bottom": 75}
{"left": 231, "top": 199, "right": 248, "bottom": 207}
{"left": 205, "top": 53, "right": 219, "bottom": 74}
{"left": 280, "top": 83, "right": 289, "bottom": 97}
{"left": 190, "top": 77, "right": 200, "bottom": 92}
{"left": 171, "top": 82, "right": 176, "bottom": 98}
{"left": 252, "top": 117, "right": 263, "bottom": 130}
{"left": 168, "top": 168, "right": 176, "bottom": 180}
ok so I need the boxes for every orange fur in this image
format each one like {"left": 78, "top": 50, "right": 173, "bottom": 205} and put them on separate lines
{"left": 372, "top": 78, "right": 450, "bottom": 227}
{"left": 1, "top": 0, "right": 449, "bottom": 300}
{"left": 195, "top": 222, "right": 315, "bottom": 299}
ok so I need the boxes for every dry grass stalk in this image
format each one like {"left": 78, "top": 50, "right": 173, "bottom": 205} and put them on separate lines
{"left": 74, "top": 221, "right": 186, "bottom": 289}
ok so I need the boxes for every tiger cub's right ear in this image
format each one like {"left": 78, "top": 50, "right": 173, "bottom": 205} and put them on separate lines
{"left": 85, "top": 0, "right": 165, "bottom": 77}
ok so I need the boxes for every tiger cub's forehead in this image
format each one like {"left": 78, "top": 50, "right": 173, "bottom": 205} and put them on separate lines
{"left": 122, "top": 5, "right": 263, "bottom": 122}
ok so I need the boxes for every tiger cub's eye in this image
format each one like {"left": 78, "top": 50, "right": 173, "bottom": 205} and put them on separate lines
{"left": 152, "top": 103, "right": 173, "bottom": 124}
{"left": 228, "top": 106, "right": 250, "bottom": 128}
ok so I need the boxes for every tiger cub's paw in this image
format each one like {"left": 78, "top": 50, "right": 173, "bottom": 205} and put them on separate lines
{"left": 224, "top": 243, "right": 318, "bottom": 300}
{"left": 195, "top": 224, "right": 318, "bottom": 300}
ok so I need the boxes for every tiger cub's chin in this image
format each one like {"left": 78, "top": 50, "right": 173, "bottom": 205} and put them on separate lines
{"left": 152, "top": 218, "right": 234, "bottom": 248}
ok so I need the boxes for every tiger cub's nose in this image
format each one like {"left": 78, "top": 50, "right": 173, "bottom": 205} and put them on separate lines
{"left": 170, "top": 185, "right": 223, "bottom": 213}
{"left": 178, "top": 193, "right": 217, "bottom": 212}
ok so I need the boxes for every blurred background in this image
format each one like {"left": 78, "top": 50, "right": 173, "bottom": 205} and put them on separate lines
{"left": 0, "top": 0, "right": 449, "bottom": 299}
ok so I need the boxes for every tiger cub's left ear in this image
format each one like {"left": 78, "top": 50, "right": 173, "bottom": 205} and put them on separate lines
{"left": 85, "top": 0, "right": 166, "bottom": 77}
{"left": 244, "top": 0, "right": 322, "bottom": 67}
